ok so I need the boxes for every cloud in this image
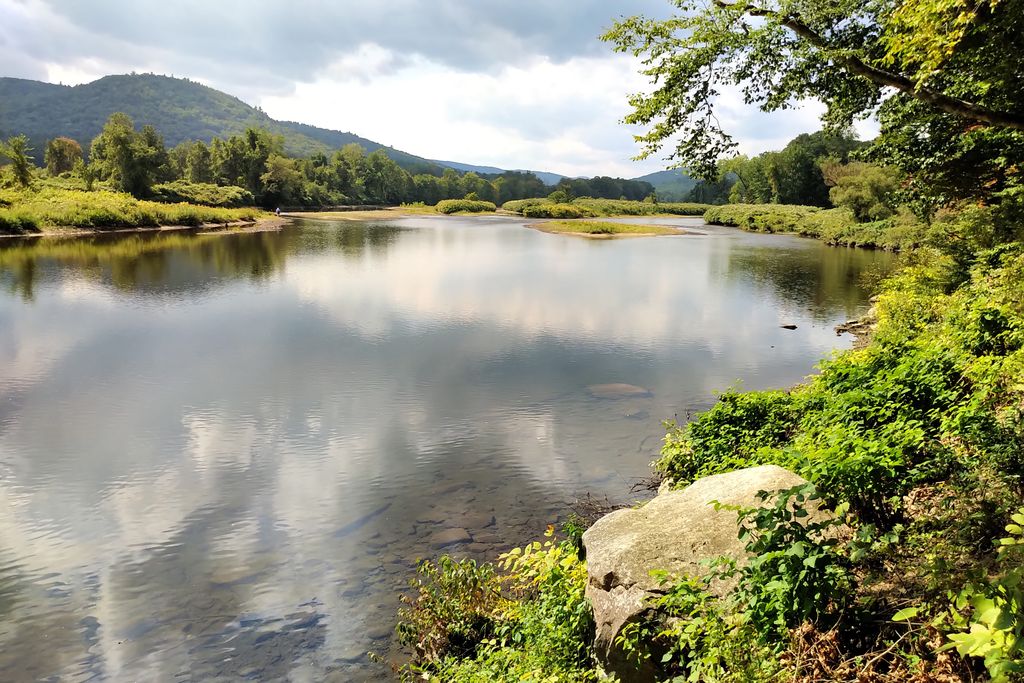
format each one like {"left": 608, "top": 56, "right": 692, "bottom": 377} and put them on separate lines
{"left": 0, "top": 0, "right": 879, "bottom": 177}
{"left": 4, "top": 0, "right": 665, "bottom": 90}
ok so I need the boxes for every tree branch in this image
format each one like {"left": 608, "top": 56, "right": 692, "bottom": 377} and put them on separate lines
{"left": 717, "top": 0, "right": 1024, "bottom": 130}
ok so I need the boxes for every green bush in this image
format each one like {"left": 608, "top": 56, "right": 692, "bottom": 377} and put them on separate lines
{"left": 398, "top": 532, "right": 595, "bottom": 681}
{"left": 502, "top": 197, "right": 713, "bottom": 218}
{"left": 655, "top": 245, "right": 1024, "bottom": 521}
{"left": 151, "top": 180, "right": 255, "bottom": 207}
{"left": 522, "top": 203, "right": 596, "bottom": 219}
{"left": 656, "top": 390, "right": 800, "bottom": 485}
{"left": 500, "top": 198, "right": 551, "bottom": 214}
{"left": 0, "top": 186, "right": 261, "bottom": 229}
{"left": 572, "top": 197, "right": 711, "bottom": 216}
{"left": 436, "top": 199, "right": 497, "bottom": 214}
{"left": 703, "top": 204, "right": 822, "bottom": 233}
{"left": 704, "top": 203, "right": 926, "bottom": 250}
{"left": 397, "top": 556, "right": 503, "bottom": 665}
{"left": 0, "top": 209, "right": 40, "bottom": 234}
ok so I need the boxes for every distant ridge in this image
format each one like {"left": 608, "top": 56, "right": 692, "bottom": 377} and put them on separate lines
{"left": 630, "top": 169, "right": 697, "bottom": 201}
{"left": 430, "top": 159, "right": 567, "bottom": 186}
{"left": 0, "top": 73, "right": 444, "bottom": 174}
{"left": 0, "top": 72, "right": 696, "bottom": 192}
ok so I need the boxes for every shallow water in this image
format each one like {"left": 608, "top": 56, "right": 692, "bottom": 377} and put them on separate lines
{"left": 0, "top": 215, "right": 895, "bottom": 680}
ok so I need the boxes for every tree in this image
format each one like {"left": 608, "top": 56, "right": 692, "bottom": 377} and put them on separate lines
{"left": 1, "top": 135, "right": 35, "bottom": 187}
{"left": 260, "top": 154, "right": 304, "bottom": 206}
{"left": 211, "top": 128, "right": 282, "bottom": 200}
{"left": 89, "top": 113, "right": 167, "bottom": 197}
{"left": 820, "top": 160, "right": 901, "bottom": 221}
{"left": 44, "top": 137, "right": 83, "bottom": 176}
{"left": 602, "top": 0, "right": 1024, "bottom": 203}
{"left": 184, "top": 141, "right": 213, "bottom": 183}
{"left": 363, "top": 149, "right": 410, "bottom": 205}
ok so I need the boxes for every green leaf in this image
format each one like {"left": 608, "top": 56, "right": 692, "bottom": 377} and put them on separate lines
{"left": 892, "top": 606, "right": 920, "bottom": 622}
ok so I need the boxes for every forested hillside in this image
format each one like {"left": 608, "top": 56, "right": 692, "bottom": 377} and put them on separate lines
{"left": 0, "top": 74, "right": 444, "bottom": 174}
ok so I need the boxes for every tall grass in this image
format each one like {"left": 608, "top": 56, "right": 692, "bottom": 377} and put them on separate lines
{"left": 0, "top": 187, "right": 262, "bottom": 233}
{"left": 703, "top": 204, "right": 926, "bottom": 250}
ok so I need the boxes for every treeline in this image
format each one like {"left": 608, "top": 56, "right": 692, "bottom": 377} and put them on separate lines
{"left": 1, "top": 113, "right": 656, "bottom": 209}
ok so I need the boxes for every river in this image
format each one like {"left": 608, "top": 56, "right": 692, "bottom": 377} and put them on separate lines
{"left": 0, "top": 214, "right": 895, "bottom": 680}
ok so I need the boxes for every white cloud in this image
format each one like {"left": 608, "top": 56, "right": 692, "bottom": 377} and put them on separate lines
{"left": 1, "top": 0, "right": 881, "bottom": 177}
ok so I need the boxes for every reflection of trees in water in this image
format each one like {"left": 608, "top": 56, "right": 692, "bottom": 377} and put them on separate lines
{"left": 718, "top": 242, "right": 896, "bottom": 321}
{"left": 0, "top": 222, "right": 405, "bottom": 298}
{"left": 334, "top": 222, "right": 404, "bottom": 258}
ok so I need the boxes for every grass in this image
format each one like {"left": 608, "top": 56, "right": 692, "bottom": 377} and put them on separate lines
{"left": 704, "top": 203, "right": 927, "bottom": 250}
{"left": 0, "top": 186, "right": 264, "bottom": 234}
{"left": 535, "top": 220, "right": 686, "bottom": 236}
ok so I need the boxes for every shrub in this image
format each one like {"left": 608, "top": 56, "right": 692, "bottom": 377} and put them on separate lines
{"left": 944, "top": 507, "right": 1024, "bottom": 680}
{"left": 500, "top": 198, "right": 551, "bottom": 214}
{"left": 656, "top": 390, "right": 800, "bottom": 485}
{"left": 0, "top": 186, "right": 260, "bottom": 229}
{"left": 703, "top": 204, "right": 821, "bottom": 233}
{"left": 397, "top": 556, "right": 503, "bottom": 665}
{"left": 572, "top": 197, "right": 711, "bottom": 216}
{"left": 0, "top": 209, "right": 40, "bottom": 234}
{"left": 522, "top": 203, "right": 595, "bottom": 219}
{"left": 500, "top": 198, "right": 713, "bottom": 218}
{"left": 151, "top": 180, "right": 255, "bottom": 207}
{"left": 656, "top": 245, "right": 1024, "bottom": 522}
{"left": 436, "top": 199, "right": 497, "bottom": 214}
{"left": 397, "top": 531, "right": 596, "bottom": 681}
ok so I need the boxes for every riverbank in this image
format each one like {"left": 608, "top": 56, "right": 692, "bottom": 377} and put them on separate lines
{"left": 0, "top": 186, "right": 268, "bottom": 236}
{"left": 528, "top": 219, "right": 700, "bottom": 238}
{"left": 0, "top": 216, "right": 288, "bottom": 239}
{"left": 284, "top": 205, "right": 438, "bottom": 222}
{"left": 704, "top": 204, "right": 928, "bottom": 251}
{"left": 392, "top": 243, "right": 1024, "bottom": 681}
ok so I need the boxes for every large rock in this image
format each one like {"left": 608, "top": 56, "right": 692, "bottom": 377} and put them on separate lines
{"left": 582, "top": 465, "right": 814, "bottom": 681}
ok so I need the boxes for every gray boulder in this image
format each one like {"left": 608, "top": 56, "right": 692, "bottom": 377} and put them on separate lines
{"left": 582, "top": 465, "right": 814, "bottom": 681}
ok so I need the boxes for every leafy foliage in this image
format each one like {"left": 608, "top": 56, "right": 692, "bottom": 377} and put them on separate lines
{"left": 704, "top": 203, "right": 927, "bottom": 249}
{"left": 0, "top": 185, "right": 259, "bottom": 232}
{"left": 602, "top": 0, "right": 1024, "bottom": 202}
{"left": 726, "top": 486, "right": 853, "bottom": 640}
{"left": 89, "top": 113, "right": 168, "bottom": 197}
{"left": 435, "top": 199, "right": 497, "bottom": 214}
{"left": 821, "top": 160, "right": 901, "bottom": 222}
{"left": 944, "top": 507, "right": 1024, "bottom": 680}
{"left": 657, "top": 244, "right": 1024, "bottom": 523}
{"left": 150, "top": 181, "right": 254, "bottom": 207}
{"left": 44, "top": 137, "right": 82, "bottom": 176}
{"left": 1, "top": 135, "right": 35, "bottom": 188}
{"left": 396, "top": 530, "right": 595, "bottom": 681}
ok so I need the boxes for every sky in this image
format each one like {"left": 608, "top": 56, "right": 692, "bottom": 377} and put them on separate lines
{"left": 0, "top": 0, "right": 877, "bottom": 178}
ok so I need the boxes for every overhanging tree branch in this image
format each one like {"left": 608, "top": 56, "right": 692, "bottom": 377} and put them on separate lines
{"left": 717, "top": 0, "right": 1024, "bottom": 130}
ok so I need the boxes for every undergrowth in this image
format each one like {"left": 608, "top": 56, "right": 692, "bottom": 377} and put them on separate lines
{"left": 0, "top": 186, "right": 261, "bottom": 232}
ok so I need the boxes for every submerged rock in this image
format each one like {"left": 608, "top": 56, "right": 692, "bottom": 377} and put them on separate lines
{"left": 582, "top": 465, "right": 818, "bottom": 682}
{"left": 428, "top": 528, "right": 472, "bottom": 548}
{"left": 587, "top": 383, "right": 653, "bottom": 399}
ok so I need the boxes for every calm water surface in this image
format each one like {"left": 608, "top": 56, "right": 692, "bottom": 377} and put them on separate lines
{"left": 0, "top": 215, "right": 895, "bottom": 680}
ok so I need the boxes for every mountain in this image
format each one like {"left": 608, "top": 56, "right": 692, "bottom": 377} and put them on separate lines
{"left": 0, "top": 74, "right": 444, "bottom": 175}
{"left": 630, "top": 169, "right": 697, "bottom": 201}
{"left": 431, "top": 159, "right": 566, "bottom": 186}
